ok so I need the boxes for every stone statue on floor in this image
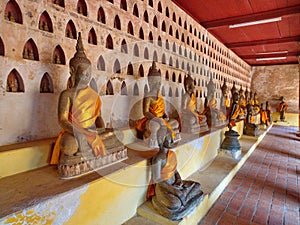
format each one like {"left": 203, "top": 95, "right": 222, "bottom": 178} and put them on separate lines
{"left": 238, "top": 86, "right": 247, "bottom": 119}
{"left": 181, "top": 73, "right": 208, "bottom": 134}
{"left": 50, "top": 32, "right": 127, "bottom": 179}
{"left": 220, "top": 92, "right": 241, "bottom": 154}
{"left": 135, "top": 62, "right": 180, "bottom": 148}
{"left": 146, "top": 127, "right": 203, "bottom": 221}
{"left": 220, "top": 79, "right": 230, "bottom": 117}
{"left": 244, "top": 103, "right": 260, "bottom": 136}
{"left": 202, "top": 76, "right": 225, "bottom": 127}
{"left": 279, "top": 96, "right": 288, "bottom": 122}
{"left": 266, "top": 101, "right": 272, "bottom": 125}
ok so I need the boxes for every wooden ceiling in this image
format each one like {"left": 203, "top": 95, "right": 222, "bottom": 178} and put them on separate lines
{"left": 172, "top": 0, "right": 300, "bottom": 66}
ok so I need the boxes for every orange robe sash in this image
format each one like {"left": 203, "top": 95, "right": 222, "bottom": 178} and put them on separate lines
{"left": 136, "top": 94, "right": 176, "bottom": 138}
{"left": 146, "top": 150, "right": 177, "bottom": 200}
{"left": 50, "top": 87, "right": 106, "bottom": 165}
{"left": 229, "top": 105, "right": 240, "bottom": 127}
{"left": 188, "top": 93, "right": 203, "bottom": 123}
{"left": 279, "top": 102, "right": 288, "bottom": 112}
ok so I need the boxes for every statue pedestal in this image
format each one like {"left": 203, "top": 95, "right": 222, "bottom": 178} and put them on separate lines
{"left": 244, "top": 124, "right": 260, "bottom": 137}
{"left": 220, "top": 130, "right": 241, "bottom": 159}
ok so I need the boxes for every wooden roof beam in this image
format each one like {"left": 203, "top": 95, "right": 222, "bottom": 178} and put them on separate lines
{"left": 201, "top": 5, "right": 300, "bottom": 29}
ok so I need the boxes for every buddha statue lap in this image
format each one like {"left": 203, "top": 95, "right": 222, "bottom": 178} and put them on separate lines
{"left": 50, "top": 33, "right": 127, "bottom": 179}
{"left": 181, "top": 74, "right": 208, "bottom": 134}
{"left": 136, "top": 62, "right": 180, "bottom": 148}
{"left": 146, "top": 127, "right": 203, "bottom": 220}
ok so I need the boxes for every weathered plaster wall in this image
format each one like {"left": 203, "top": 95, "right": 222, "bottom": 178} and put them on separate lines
{"left": 251, "top": 64, "right": 299, "bottom": 114}
{"left": 0, "top": 0, "right": 251, "bottom": 146}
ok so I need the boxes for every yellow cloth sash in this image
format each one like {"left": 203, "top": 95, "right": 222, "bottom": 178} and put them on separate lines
{"left": 188, "top": 93, "right": 203, "bottom": 123}
{"left": 146, "top": 150, "right": 177, "bottom": 200}
{"left": 279, "top": 102, "right": 288, "bottom": 112}
{"left": 50, "top": 87, "right": 106, "bottom": 165}
{"left": 229, "top": 105, "right": 240, "bottom": 127}
{"left": 225, "top": 97, "right": 230, "bottom": 108}
{"left": 136, "top": 94, "right": 176, "bottom": 138}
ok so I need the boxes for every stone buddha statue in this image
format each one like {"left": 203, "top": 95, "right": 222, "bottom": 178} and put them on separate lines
{"left": 146, "top": 127, "right": 203, "bottom": 220}
{"left": 244, "top": 102, "right": 260, "bottom": 136}
{"left": 135, "top": 62, "right": 180, "bottom": 148}
{"left": 202, "top": 76, "right": 223, "bottom": 127}
{"left": 50, "top": 32, "right": 127, "bottom": 178}
{"left": 279, "top": 96, "right": 288, "bottom": 122}
{"left": 181, "top": 73, "right": 208, "bottom": 134}
{"left": 220, "top": 79, "right": 230, "bottom": 113}
{"left": 238, "top": 86, "right": 246, "bottom": 119}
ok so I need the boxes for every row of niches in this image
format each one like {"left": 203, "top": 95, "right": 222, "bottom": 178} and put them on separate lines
{"left": 4, "top": 0, "right": 249, "bottom": 74}
{"left": 6, "top": 67, "right": 228, "bottom": 101}
{"left": 0, "top": 35, "right": 247, "bottom": 86}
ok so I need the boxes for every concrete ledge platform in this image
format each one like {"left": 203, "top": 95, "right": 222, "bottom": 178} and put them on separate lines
{"left": 124, "top": 126, "right": 272, "bottom": 225}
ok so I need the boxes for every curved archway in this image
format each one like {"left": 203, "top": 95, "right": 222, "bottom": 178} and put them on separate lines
{"left": 144, "top": 47, "right": 149, "bottom": 59}
{"left": 106, "top": 80, "right": 114, "bottom": 95}
{"left": 53, "top": 45, "right": 65, "bottom": 64}
{"left": 149, "top": 31, "right": 153, "bottom": 43}
{"left": 157, "top": 2, "right": 162, "bottom": 13}
{"left": 39, "top": 11, "right": 53, "bottom": 32}
{"left": 120, "top": 0, "right": 127, "bottom": 11}
{"left": 88, "top": 28, "right": 97, "bottom": 45}
{"left": 113, "top": 59, "right": 121, "bottom": 73}
{"left": 127, "top": 62, "right": 133, "bottom": 75}
{"left": 133, "top": 83, "right": 139, "bottom": 96}
{"left": 114, "top": 15, "right": 121, "bottom": 30}
{"left": 121, "top": 81, "right": 127, "bottom": 95}
{"left": 133, "top": 4, "right": 139, "bottom": 17}
{"left": 168, "top": 87, "right": 172, "bottom": 97}
{"left": 23, "top": 39, "right": 39, "bottom": 61}
{"left": 0, "top": 37, "right": 4, "bottom": 56}
{"left": 143, "top": 11, "right": 149, "bottom": 23}
{"left": 133, "top": 44, "right": 139, "bottom": 57}
{"left": 138, "top": 65, "right": 144, "bottom": 77}
{"left": 97, "top": 56, "right": 105, "bottom": 71}
{"left": 153, "top": 16, "right": 158, "bottom": 28}
{"left": 127, "top": 22, "right": 134, "bottom": 35}
{"left": 121, "top": 39, "right": 127, "bottom": 53}
{"left": 77, "top": 0, "right": 87, "bottom": 16}
{"left": 169, "top": 26, "right": 173, "bottom": 36}
{"left": 6, "top": 69, "right": 24, "bottom": 92}
{"left": 106, "top": 34, "right": 113, "bottom": 49}
{"left": 97, "top": 7, "right": 106, "bottom": 23}
{"left": 4, "top": 0, "right": 23, "bottom": 24}
{"left": 40, "top": 72, "right": 54, "bottom": 93}
{"left": 65, "top": 20, "right": 77, "bottom": 39}
{"left": 161, "top": 21, "right": 166, "bottom": 32}
{"left": 139, "top": 28, "right": 144, "bottom": 40}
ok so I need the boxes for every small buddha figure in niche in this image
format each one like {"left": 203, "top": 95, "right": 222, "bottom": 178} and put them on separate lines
{"left": 202, "top": 76, "right": 224, "bottom": 127}
{"left": 135, "top": 62, "right": 180, "bottom": 148}
{"left": 50, "top": 32, "right": 106, "bottom": 166}
{"left": 279, "top": 96, "right": 288, "bottom": 122}
{"left": 50, "top": 32, "right": 127, "bottom": 179}
{"left": 146, "top": 127, "right": 203, "bottom": 220}
{"left": 181, "top": 73, "right": 208, "bottom": 133}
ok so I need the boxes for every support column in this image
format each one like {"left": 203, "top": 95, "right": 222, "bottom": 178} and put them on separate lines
{"left": 298, "top": 56, "right": 300, "bottom": 136}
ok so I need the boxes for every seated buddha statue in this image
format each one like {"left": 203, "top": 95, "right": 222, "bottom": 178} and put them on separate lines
{"left": 244, "top": 102, "right": 260, "bottom": 136}
{"left": 202, "top": 76, "right": 224, "bottom": 127}
{"left": 238, "top": 86, "right": 247, "bottom": 119}
{"left": 135, "top": 62, "right": 180, "bottom": 148}
{"left": 220, "top": 79, "right": 230, "bottom": 116}
{"left": 50, "top": 33, "right": 127, "bottom": 178}
{"left": 181, "top": 74, "right": 208, "bottom": 133}
{"left": 228, "top": 92, "right": 241, "bottom": 130}
{"left": 147, "top": 127, "right": 203, "bottom": 220}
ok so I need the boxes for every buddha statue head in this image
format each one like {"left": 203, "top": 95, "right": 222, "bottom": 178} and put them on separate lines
{"left": 148, "top": 61, "right": 161, "bottom": 92}
{"left": 69, "top": 32, "right": 92, "bottom": 88}
{"left": 184, "top": 73, "right": 195, "bottom": 95}
{"left": 221, "top": 79, "right": 228, "bottom": 97}
{"left": 231, "top": 81, "right": 237, "bottom": 96}
{"left": 206, "top": 76, "right": 215, "bottom": 99}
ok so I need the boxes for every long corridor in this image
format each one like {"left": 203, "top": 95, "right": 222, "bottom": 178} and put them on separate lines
{"left": 199, "top": 126, "right": 300, "bottom": 225}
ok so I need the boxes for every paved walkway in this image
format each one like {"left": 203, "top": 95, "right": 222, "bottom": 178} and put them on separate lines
{"left": 199, "top": 126, "right": 300, "bottom": 225}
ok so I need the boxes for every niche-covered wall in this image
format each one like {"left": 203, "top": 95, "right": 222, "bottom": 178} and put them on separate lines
{"left": 0, "top": 0, "right": 251, "bottom": 146}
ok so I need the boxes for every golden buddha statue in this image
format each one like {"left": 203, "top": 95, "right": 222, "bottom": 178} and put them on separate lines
{"left": 50, "top": 32, "right": 127, "bottom": 178}
{"left": 146, "top": 127, "right": 203, "bottom": 220}
{"left": 135, "top": 62, "right": 180, "bottom": 148}
{"left": 181, "top": 73, "right": 208, "bottom": 133}
{"left": 238, "top": 86, "right": 247, "bottom": 119}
